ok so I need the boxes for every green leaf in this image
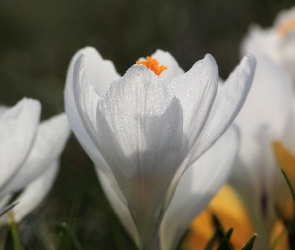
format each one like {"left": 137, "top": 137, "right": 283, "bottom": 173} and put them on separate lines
{"left": 64, "top": 223, "right": 83, "bottom": 250}
{"left": 281, "top": 169, "right": 295, "bottom": 202}
{"left": 217, "top": 227, "right": 233, "bottom": 250}
{"left": 224, "top": 228, "right": 233, "bottom": 240}
{"left": 5, "top": 211, "right": 22, "bottom": 250}
{"left": 4, "top": 227, "right": 14, "bottom": 250}
{"left": 57, "top": 192, "right": 83, "bottom": 250}
{"left": 57, "top": 223, "right": 71, "bottom": 250}
{"left": 242, "top": 233, "right": 257, "bottom": 250}
{"left": 68, "top": 191, "right": 82, "bottom": 227}
{"left": 205, "top": 228, "right": 220, "bottom": 250}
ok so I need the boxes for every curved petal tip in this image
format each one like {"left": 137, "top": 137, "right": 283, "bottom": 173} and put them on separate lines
{"left": 241, "top": 53, "right": 257, "bottom": 80}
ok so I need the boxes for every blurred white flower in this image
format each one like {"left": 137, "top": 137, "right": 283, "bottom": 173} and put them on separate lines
{"left": 65, "top": 47, "right": 255, "bottom": 249}
{"left": 0, "top": 98, "right": 70, "bottom": 224}
{"left": 241, "top": 6, "right": 295, "bottom": 82}
{"left": 229, "top": 54, "right": 295, "bottom": 249}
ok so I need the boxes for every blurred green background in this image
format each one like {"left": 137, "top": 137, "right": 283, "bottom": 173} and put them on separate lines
{"left": 0, "top": 0, "right": 294, "bottom": 249}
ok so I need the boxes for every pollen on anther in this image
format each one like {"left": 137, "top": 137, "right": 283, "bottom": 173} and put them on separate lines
{"left": 136, "top": 57, "right": 167, "bottom": 76}
{"left": 277, "top": 19, "right": 295, "bottom": 37}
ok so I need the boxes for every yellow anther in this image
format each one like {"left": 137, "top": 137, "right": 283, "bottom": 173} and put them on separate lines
{"left": 136, "top": 57, "right": 167, "bottom": 76}
{"left": 277, "top": 19, "right": 295, "bottom": 37}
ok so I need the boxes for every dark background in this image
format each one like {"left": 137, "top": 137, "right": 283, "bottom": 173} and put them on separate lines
{"left": 0, "top": 0, "right": 294, "bottom": 249}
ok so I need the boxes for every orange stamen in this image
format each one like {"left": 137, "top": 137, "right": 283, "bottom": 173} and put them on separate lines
{"left": 136, "top": 56, "right": 167, "bottom": 76}
{"left": 277, "top": 19, "right": 295, "bottom": 37}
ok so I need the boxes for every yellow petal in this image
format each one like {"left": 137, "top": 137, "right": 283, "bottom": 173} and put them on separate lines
{"left": 273, "top": 140, "right": 295, "bottom": 185}
{"left": 209, "top": 185, "right": 254, "bottom": 249}
{"left": 182, "top": 209, "right": 218, "bottom": 250}
{"left": 182, "top": 184, "right": 254, "bottom": 250}
{"left": 270, "top": 219, "right": 289, "bottom": 250}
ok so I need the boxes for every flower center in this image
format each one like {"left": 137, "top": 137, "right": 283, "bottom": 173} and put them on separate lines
{"left": 136, "top": 57, "right": 167, "bottom": 76}
{"left": 277, "top": 19, "right": 295, "bottom": 37}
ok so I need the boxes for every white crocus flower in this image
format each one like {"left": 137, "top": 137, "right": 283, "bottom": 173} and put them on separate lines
{"left": 241, "top": 6, "right": 295, "bottom": 83}
{"left": 0, "top": 98, "right": 70, "bottom": 224}
{"left": 65, "top": 47, "right": 255, "bottom": 250}
{"left": 229, "top": 54, "right": 295, "bottom": 249}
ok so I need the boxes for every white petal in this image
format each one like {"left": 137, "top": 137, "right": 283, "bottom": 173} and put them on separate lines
{"left": 151, "top": 49, "right": 185, "bottom": 83}
{"left": 75, "top": 47, "right": 120, "bottom": 97}
{"left": 74, "top": 57, "right": 185, "bottom": 242}
{"left": 1, "top": 113, "right": 70, "bottom": 193}
{"left": 0, "top": 160, "right": 59, "bottom": 225}
{"left": 73, "top": 54, "right": 129, "bottom": 206}
{"left": 229, "top": 128, "right": 277, "bottom": 248}
{"left": 188, "top": 53, "right": 256, "bottom": 164}
{"left": 274, "top": 7, "right": 295, "bottom": 82}
{"left": 281, "top": 98, "right": 295, "bottom": 152}
{"left": 234, "top": 54, "right": 293, "bottom": 171}
{"left": 97, "top": 170, "right": 139, "bottom": 246}
{"left": 64, "top": 48, "right": 116, "bottom": 181}
{"left": 95, "top": 64, "right": 183, "bottom": 188}
{"left": 160, "top": 125, "right": 239, "bottom": 250}
{"left": 0, "top": 195, "right": 12, "bottom": 211}
{"left": 229, "top": 54, "right": 294, "bottom": 230}
{"left": 240, "top": 25, "right": 281, "bottom": 65}
{"left": 0, "top": 98, "right": 41, "bottom": 191}
{"left": 170, "top": 54, "right": 218, "bottom": 157}
{"left": 85, "top": 64, "right": 184, "bottom": 245}
{"left": 0, "top": 106, "right": 8, "bottom": 117}
{"left": 274, "top": 6, "right": 295, "bottom": 26}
